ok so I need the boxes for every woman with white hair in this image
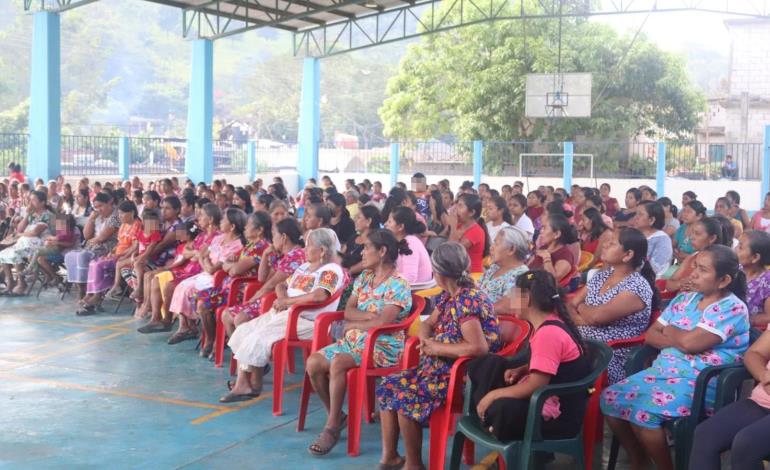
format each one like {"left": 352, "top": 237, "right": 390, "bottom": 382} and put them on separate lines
{"left": 478, "top": 225, "right": 531, "bottom": 314}
{"left": 220, "top": 227, "right": 345, "bottom": 403}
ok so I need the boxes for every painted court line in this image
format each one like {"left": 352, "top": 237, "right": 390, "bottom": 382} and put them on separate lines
{"left": 1, "top": 318, "right": 135, "bottom": 358}
{"left": 8, "top": 317, "right": 134, "bottom": 330}
{"left": 0, "top": 331, "right": 132, "bottom": 371}
{"left": 191, "top": 382, "right": 304, "bottom": 425}
{"left": 0, "top": 371, "right": 229, "bottom": 411}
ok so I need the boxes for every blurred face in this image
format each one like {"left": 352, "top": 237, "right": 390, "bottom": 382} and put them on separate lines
{"left": 509, "top": 199, "right": 525, "bottom": 217}
{"left": 304, "top": 238, "right": 323, "bottom": 263}
{"left": 600, "top": 186, "right": 610, "bottom": 198}
{"left": 374, "top": 183, "right": 382, "bottom": 193}
{"left": 143, "top": 218, "right": 160, "bottom": 233}
{"left": 455, "top": 199, "right": 472, "bottom": 223}
{"left": 361, "top": 238, "right": 383, "bottom": 270}
{"left": 161, "top": 202, "right": 178, "bottom": 222}
{"left": 641, "top": 189, "right": 654, "bottom": 201}
{"left": 715, "top": 200, "right": 730, "bottom": 217}
{"left": 682, "top": 194, "right": 693, "bottom": 207}
{"left": 55, "top": 218, "right": 67, "bottom": 231}
{"left": 161, "top": 182, "right": 172, "bottom": 194}
{"left": 234, "top": 194, "right": 246, "bottom": 208}
{"left": 303, "top": 207, "right": 322, "bottom": 231}
{"left": 689, "top": 251, "right": 727, "bottom": 295}
{"left": 143, "top": 195, "right": 157, "bottom": 209}
{"left": 245, "top": 221, "right": 262, "bottom": 240}
{"left": 411, "top": 177, "right": 426, "bottom": 192}
{"left": 736, "top": 234, "right": 759, "bottom": 267}
{"left": 581, "top": 213, "right": 592, "bottom": 232}
{"left": 572, "top": 190, "right": 585, "bottom": 207}
{"left": 486, "top": 201, "right": 501, "bottom": 222}
{"left": 119, "top": 210, "right": 134, "bottom": 225}
{"left": 272, "top": 227, "right": 286, "bottom": 252}
{"left": 526, "top": 193, "right": 539, "bottom": 208}
{"left": 175, "top": 228, "right": 190, "bottom": 243}
{"left": 600, "top": 231, "right": 629, "bottom": 266}
{"left": 490, "top": 231, "right": 514, "bottom": 264}
{"left": 625, "top": 192, "right": 638, "bottom": 209}
{"left": 690, "top": 222, "right": 714, "bottom": 251}
{"left": 680, "top": 205, "right": 699, "bottom": 225}
{"left": 94, "top": 200, "right": 112, "bottom": 217}
{"left": 198, "top": 210, "right": 212, "bottom": 230}
{"left": 220, "top": 215, "right": 232, "bottom": 233}
{"left": 632, "top": 205, "right": 652, "bottom": 230}
{"left": 10, "top": 186, "right": 18, "bottom": 198}
{"left": 354, "top": 211, "right": 371, "bottom": 232}
{"left": 510, "top": 286, "right": 530, "bottom": 320}
{"left": 441, "top": 192, "right": 452, "bottom": 208}
{"left": 539, "top": 219, "right": 557, "bottom": 246}
{"left": 270, "top": 206, "right": 288, "bottom": 225}
{"left": 385, "top": 215, "right": 402, "bottom": 236}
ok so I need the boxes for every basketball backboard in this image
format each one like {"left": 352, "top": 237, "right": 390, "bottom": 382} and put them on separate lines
{"left": 525, "top": 73, "right": 592, "bottom": 118}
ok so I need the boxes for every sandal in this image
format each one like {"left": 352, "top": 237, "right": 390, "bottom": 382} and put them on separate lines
{"left": 376, "top": 457, "right": 406, "bottom": 470}
{"left": 308, "top": 427, "right": 342, "bottom": 456}
{"left": 137, "top": 323, "right": 173, "bottom": 334}
{"left": 200, "top": 344, "right": 213, "bottom": 358}
{"left": 219, "top": 391, "right": 260, "bottom": 403}
{"left": 76, "top": 305, "right": 97, "bottom": 316}
{"left": 167, "top": 330, "right": 198, "bottom": 345}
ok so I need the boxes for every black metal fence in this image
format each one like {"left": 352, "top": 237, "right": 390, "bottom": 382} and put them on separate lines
{"left": 665, "top": 142, "right": 762, "bottom": 181}
{"left": 214, "top": 140, "right": 248, "bottom": 174}
{"left": 60, "top": 135, "right": 121, "bottom": 176}
{"left": 129, "top": 137, "right": 185, "bottom": 175}
{"left": 0, "top": 134, "right": 28, "bottom": 176}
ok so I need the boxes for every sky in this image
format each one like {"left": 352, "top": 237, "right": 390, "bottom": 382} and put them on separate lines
{"left": 593, "top": 10, "right": 735, "bottom": 55}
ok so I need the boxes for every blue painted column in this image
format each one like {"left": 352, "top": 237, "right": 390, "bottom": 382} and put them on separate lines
{"left": 759, "top": 126, "right": 770, "bottom": 198}
{"left": 247, "top": 140, "right": 257, "bottom": 182}
{"left": 656, "top": 141, "right": 667, "bottom": 198}
{"left": 563, "top": 141, "right": 574, "bottom": 189}
{"left": 297, "top": 57, "right": 320, "bottom": 189}
{"left": 118, "top": 137, "right": 129, "bottom": 181}
{"left": 389, "top": 142, "right": 400, "bottom": 188}
{"left": 27, "top": 12, "right": 61, "bottom": 183}
{"left": 473, "top": 140, "right": 483, "bottom": 187}
{"left": 185, "top": 39, "right": 213, "bottom": 184}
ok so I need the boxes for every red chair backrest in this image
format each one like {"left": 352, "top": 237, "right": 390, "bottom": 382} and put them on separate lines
{"left": 497, "top": 315, "right": 531, "bottom": 356}
{"left": 559, "top": 266, "right": 579, "bottom": 288}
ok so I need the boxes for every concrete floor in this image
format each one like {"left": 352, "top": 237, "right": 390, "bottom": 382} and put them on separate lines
{"left": 0, "top": 289, "right": 624, "bottom": 470}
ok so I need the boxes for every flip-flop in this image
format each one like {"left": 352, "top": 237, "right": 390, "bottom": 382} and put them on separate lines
{"left": 219, "top": 391, "right": 259, "bottom": 403}
{"left": 308, "top": 427, "right": 342, "bottom": 456}
{"left": 76, "top": 306, "right": 97, "bottom": 316}
{"left": 376, "top": 457, "right": 406, "bottom": 470}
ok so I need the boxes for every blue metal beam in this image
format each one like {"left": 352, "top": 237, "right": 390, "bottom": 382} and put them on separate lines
{"left": 297, "top": 57, "right": 320, "bottom": 189}
{"left": 27, "top": 11, "right": 61, "bottom": 184}
{"left": 24, "top": 0, "right": 100, "bottom": 13}
{"left": 185, "top": 39, "right": 214, "bottom": 184}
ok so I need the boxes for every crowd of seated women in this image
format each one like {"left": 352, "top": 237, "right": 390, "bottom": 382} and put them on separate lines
{"left": 3, "top": 169, "right": 770, "bottom": 470}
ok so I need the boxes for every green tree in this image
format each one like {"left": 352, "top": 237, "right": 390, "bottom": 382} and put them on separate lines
{"left": 379, "top": 0, "right": 705, "bottom": 146}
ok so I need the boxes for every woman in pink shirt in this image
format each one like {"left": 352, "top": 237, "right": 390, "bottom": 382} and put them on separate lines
{"left": 385, "top": 206, "right": 433, "bottom": 287}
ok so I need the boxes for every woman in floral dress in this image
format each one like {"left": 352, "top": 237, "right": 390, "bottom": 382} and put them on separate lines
{"left": 220, "top": 218, "right": 306, "bottom": 336}
{"left": 478, "top": 226, "right": 530, "bottom": 314}
{"left": 305, "top": 229, "right": 413, "bottom": 456}
{"left": 191, "top": 211, "right": 271, "bottom": 342}
{"left": 569, "top": 227, "right": 656, "bottom": 384}
{"left": 736, "top": 230, "right": 770, "bottom": 329}
{"left": 0, "top": 190, "right": 53, "bottom": 295}
{"left": 376, "top": 242, "right": 501, "bottom": 470}
{"left": 600, "top": 245, "right": 750, "bottom": 470}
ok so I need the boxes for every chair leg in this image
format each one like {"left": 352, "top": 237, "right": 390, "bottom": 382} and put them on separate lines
{"left": 583, "top": 393, "right": 602, "bottom": 470}
{"left": 346, "top": 369, "right": 362, "bottom": 456}
{"left": 428, "top": 407, "right": 450, "bottom": 470}
{"left": 287, "top": 345, "right": 296, "bottom": 374}
{"left": 114, "top": 288, "right": 127, "bottom": 314}
{"left": 364, "top": 376, "right": 375, "bottom": 423}
{"left": 607, "top": 436, "right": 620, "bottom": 470}
{"left": 463, "top": 440, "right": 475, "bottom": 465}
{"left": 297, "top": 373, "right": 313, "bottom": 432}
{"left": 272, "top": 340, "right": 286, "bottom": 416}
{"left": 214, "top": 308, "right": 226, "bottom": 368}
{"left": 448, "top": 432, "right": 466, "bottom": 470}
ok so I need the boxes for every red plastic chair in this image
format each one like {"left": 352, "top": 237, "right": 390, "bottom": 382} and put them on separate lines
{"left": 272, "top": 285, "right": 348, "bottom": 416}
{"left": 426, "top": 315, "right": 531, "bottom": 470}
{"left": 296, "top": 295, "right": 425, "bottom": 433}
{"left": 655, "top": 279, "right": 679, "bottom": 302}
{"left": 343, "top": 295, "right": 426, "bottom": 455}
{"left": 213, "top": 276, "right": 262, "bottom": 368}
{"left": 582, "top": 308, "right": 662, "bottom": 469}
{"left": 198, "top": 270, "right": 227, "bottom": 349}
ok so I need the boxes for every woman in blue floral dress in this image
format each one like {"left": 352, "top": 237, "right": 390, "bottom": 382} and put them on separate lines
{"left": 305, "top": 229, "right": 413, "bottom": 456}
{"left": 601, "top": 245, "right": 750, "bottom": 470}
{"left": 376, "top": 242, "right": 501, "bottom": 470}
{"left": 478, "top": 226, "right": 530, "bottom": 313}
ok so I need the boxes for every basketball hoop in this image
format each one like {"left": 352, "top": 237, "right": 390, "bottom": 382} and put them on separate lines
{"left": 546, "top": 91, "right": 570, "bottom": 118}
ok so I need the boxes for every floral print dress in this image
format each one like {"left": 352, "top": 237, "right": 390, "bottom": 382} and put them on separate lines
{"left": 192, "top": 238, "right": 270, "bottom": 310}
{"left": 600, "top": 291, "right": 749, "bottom": 428}
{"left": 478, "top": 263, "right": 529, "bottom": 303}
{"left": 376, "top": 288, "right": 501, "bottom": 424}
{"left": 321, "top": 270, "right": 412, "bottom": 367}
{"left": 578, "top": 269, "right": 652, "bottom": 384}
{"left": 227, "top": 246, "right": 306, "bottom": 319}
{"left": 746, "top": 270, "right": 770, "bottom": 322}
